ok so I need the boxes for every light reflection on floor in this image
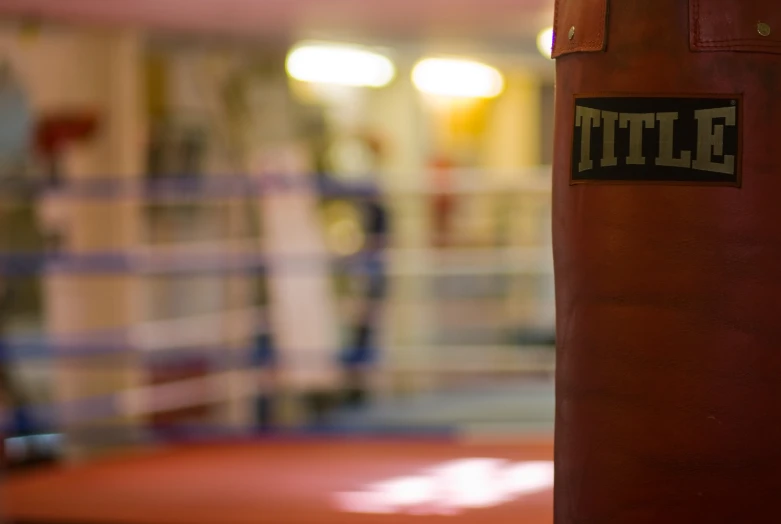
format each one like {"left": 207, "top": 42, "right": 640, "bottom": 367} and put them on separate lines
{"left": 334, "top": 458, "right": 554, "bottom": 516}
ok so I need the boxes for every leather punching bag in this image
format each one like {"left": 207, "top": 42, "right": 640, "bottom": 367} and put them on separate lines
{"left": 553, "top": 1, "right": 781, "bottom": 522}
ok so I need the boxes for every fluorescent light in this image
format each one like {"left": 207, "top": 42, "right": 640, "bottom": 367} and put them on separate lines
{"left": 286, "top": 42, "right": 396, "bottom": 88}
{"left": 411, "top": 58, "right": 505, "bottom": 99}
{"left": 537, "top": 27, "right": 554, "bottom": 59}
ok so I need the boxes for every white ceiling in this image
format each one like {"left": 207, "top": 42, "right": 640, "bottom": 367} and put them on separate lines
{"left": 0, "top": 0, "right": 554, "bottom": 44}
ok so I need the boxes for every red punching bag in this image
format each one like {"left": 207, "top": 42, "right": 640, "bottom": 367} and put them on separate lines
{"left": 553, "top": 1, "right": 781, "bottom": 522}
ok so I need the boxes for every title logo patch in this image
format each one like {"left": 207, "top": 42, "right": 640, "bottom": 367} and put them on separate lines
{"left": 572, "top": 96, "right": 741, "bottom": 186}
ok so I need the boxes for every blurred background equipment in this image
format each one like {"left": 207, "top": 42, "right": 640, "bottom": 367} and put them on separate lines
{"left": 0, "top": 0, "right": 558, "bottom": 522}
{"left": 35, "top": 110, "right": 98, "bottom": 187}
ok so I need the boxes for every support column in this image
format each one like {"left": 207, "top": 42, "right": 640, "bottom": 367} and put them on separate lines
{"left": 45, "top": 30, "right": 145, "bottom": 461}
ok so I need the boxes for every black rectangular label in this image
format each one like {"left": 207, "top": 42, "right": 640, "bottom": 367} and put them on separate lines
{"left": 572, "top": 95, "right": 741, "bottom": 186}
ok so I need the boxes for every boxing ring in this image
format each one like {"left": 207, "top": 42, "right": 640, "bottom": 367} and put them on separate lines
{"left": 0, "top": 170, "right": 555, "bottom": 523}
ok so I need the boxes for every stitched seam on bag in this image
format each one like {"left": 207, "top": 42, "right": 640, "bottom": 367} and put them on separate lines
{"left": 698, "top": 38, "right": 781, "bottom": 44}
{"left": 698, "top": 40, "right": 781, "bottom": 45}
{"left": 697, "top": 43, "right": 781, "bottom": 49}
{"left": 700, "top": 37, "right": 781, "bottom": 42}
{"left": 698, "top": 35, "right": 781, "bottom": 44}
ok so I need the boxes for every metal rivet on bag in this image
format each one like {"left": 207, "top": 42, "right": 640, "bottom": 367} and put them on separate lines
{"left": 569, "top": 26, "right": 576, "bottom": 40}
{"left": 758, "top": 22, "right": 772, "bottom": 37}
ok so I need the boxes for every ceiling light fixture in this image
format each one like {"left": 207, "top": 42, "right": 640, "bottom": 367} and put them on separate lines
{"left": 286, "top": 42, "right": 396, "bottom": 88}
{"left": 537, "top": 27, "right": 554, "bottom": 59}
{"left": 411, "top": 58, "right": 505, "bottom": 99}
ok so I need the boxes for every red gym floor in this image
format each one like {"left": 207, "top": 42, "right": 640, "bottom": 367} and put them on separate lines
{"left": 5, "top": 437, "right": 553, "bottom": 524}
